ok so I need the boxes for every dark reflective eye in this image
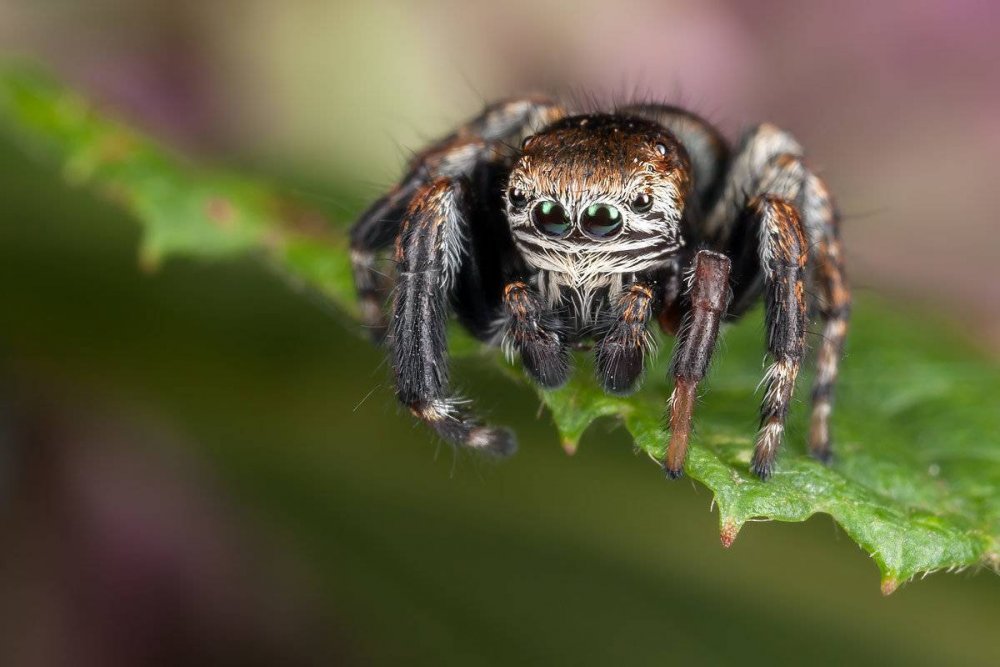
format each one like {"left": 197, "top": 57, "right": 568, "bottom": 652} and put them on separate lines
{"left": 508, "top": 187, "right": 528, "bottom": 210}
{"left": 531, "top": 201, "right": 572, "bottom": 237}
{"left": 580, "top": 203, "right": 623, "bottom": 239}
{"left": 631, "top": 192, "right": 653, "bottom": 213}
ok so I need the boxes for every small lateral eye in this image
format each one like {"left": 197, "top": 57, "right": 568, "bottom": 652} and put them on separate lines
{"left": 654, "top": 143, "right": 668, "bottom": 156}
{"left": 531, "top": 201, "right": 572, "bottom": 237}
{"left": 508, "top": 187, "right": 528, "bottom": 210}
{"left": 580, "top": 203, "right": 624, "bottom": 239}
{"left": 631, "top": 192, "right": 653, "bottom": 213}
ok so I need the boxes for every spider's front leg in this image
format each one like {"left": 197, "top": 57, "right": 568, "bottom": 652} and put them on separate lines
{"left": 501, "top": 281, "right": 570, "bottom": 388}
{"left": 392, "top": 177, "right": 514, "bottom": 455}
{"left": 664, "top": 251, "right": 732, "bottom": 478}
{"left": 595, "top": 282, "right": 658, "bottom": 395}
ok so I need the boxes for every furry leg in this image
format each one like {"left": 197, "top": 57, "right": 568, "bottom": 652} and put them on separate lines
{"left": 750, "top": 196, "right": 809, "bottom": 479}
{"left": 595, "top": 282, "right": 657, "bottom": 395}
{"left": 665, "top": 251, "right": 732, "bottom": 478}
{"left": 501, "top": 280, "right": 569, "bottom": 389}
{"left": 392, "top": 178, "right": 514, "bottom": 455}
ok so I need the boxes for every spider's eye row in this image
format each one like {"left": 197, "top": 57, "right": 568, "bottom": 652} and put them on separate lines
{"left": 531, "top": 201, "right": 572, "bottom": 237}
{"left": 508, "top": 187, "right": 528, "bottom": 210}
{"left": 580, "top": 203, "right": 623, "bottom": 239}
{"left": 630, "top": 192, "right": 654, "bottom": 213}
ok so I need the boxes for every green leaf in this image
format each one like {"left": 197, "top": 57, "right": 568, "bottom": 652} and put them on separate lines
{"left": 2, "top": 65, "right": 997, "bottom": 591}
{"left": 0, "top": 64, "right": 357, "bottom": 315}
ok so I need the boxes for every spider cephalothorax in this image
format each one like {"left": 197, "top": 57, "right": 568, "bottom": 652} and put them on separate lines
{"left": 350, "top": 97, "right": 850, "bottom": 480}
{"left": 505, "top": 115, "right": 689, "bottom": 315}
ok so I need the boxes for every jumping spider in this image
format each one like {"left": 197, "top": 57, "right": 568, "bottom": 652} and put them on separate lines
{"left": 350, "top": 97, "right": 850, "bottom": 480}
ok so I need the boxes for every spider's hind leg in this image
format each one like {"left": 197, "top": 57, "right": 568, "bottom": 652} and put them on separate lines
{"left": 350, "top": 139, "right": 486, "bottom": 341}
{"left": 714, "top": 125, "right": 851, "bottom": 479}
{"left": 350, "top": 171, "right": 426, "bottom": 340}
{"left": 392, "top": 177, "right": 515, "bottom": 456}
{"left": 350, "top": 96, "right": 565, "bottom": 341}
{"left": 802, "top": 174, "right": 851, "bottom": 462}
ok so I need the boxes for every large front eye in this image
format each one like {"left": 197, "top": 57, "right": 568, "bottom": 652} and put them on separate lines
{"left": 580, "top": 203, "right": 623, "bottom": 239}
{"left": 531, "top": 201, "right": 572, "bottom": 237}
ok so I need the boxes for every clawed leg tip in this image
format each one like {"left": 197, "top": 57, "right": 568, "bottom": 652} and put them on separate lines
{"left": 810, "top": 448, "right": 833, "bottom": 465}
{"left": 663, "top": 466, "right": 685, "bottom": 480}
{"left": 598, "top": 379, "right": 640, "bottom": 397}
{"left": 468, "top": 427, "right": 518, "bottom": 457}
{"left": 532, "top": 375, "right": 570, "bottom": 391}
{"left": 524, "top": 364, "right": 570, "bottom": 391}
{"left": 749, "top": 461, "right": 774, "bottom": 481}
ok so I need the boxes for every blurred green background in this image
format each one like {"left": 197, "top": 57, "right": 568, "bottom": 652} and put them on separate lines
{"left": 1, "top": 1, "right": 998, "bottom": 665}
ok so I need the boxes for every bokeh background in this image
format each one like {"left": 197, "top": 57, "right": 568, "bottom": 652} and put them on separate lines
{"left": 1, "top": 1, "right": 998, "bottom": 665}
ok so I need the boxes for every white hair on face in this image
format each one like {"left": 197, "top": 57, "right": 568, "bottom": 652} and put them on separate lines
{"left": 505, "top": 167, "right": 684, "bottom": 319}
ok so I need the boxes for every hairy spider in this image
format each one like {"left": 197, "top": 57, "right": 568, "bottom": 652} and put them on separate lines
{"left": 349, "top": 96, "right": 850, "bottom": 480}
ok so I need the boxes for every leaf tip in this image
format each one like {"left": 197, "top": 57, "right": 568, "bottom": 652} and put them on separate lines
{"left": 880, "top": 577, "right": 900, "bottom": 596}
{"left": 720, "top": 519, "right": 740, "bottom": 549}
{"left": 561, "top": 438, "right": 578, "bottom": 456}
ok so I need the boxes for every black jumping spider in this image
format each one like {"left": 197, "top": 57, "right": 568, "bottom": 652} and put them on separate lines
{"left": 350, "top": 97, "right": 850, "bottom": 480}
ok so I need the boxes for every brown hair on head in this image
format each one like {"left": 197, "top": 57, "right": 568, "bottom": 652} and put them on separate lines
{"left": 511, "top": 113, "right": 692, "bottom": 203}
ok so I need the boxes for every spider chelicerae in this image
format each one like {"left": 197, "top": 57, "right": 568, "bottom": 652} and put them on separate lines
{"left": 349, "top": 96, "right": 850, "bottom": 480}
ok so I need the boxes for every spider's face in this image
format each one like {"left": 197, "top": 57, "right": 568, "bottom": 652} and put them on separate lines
{"left": 504, "top": 114, "right": 691, "bottom": 279}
